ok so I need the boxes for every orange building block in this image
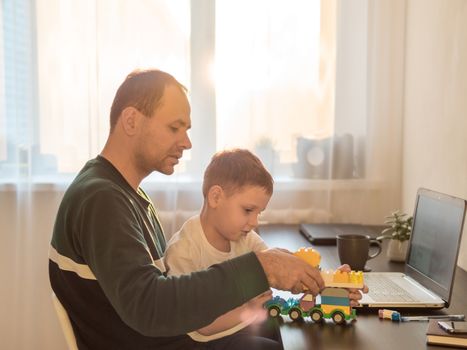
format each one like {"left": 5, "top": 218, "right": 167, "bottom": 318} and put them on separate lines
{"left": 294, "top": 247, "right": 321, "bottom": 267}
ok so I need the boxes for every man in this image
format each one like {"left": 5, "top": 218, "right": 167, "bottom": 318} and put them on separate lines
{"left": 49, "top": 69, "right": 364, "bottom": 349}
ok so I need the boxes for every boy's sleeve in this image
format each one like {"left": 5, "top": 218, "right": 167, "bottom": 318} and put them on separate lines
{"left": 248, "top": 230, "right": 269, "bottom": 252}
{"left": 164, "top": 237, "right": 198, "bottom": 276}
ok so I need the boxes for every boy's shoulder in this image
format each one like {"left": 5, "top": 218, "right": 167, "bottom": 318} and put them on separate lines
{"left": 233, "top": 230, "right": 268, "bottom": 253}
{"left": 164, "top": 215, "right": 205, "bottom": 273}
{"left": 167, "top": 215, "right": 202, "bottom": 246}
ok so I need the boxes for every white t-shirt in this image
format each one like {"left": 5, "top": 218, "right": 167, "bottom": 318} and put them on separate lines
{"left": 164, "top": 215, "right": 268, "bottom": 341}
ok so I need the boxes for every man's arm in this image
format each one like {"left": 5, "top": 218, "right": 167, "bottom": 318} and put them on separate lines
{"left": 247, "top": 233, "right": 326, "bottom": 295}
{"left": 78, "top": 190, "right": 324, "bottom": 338}
{"left": 256, "top": 248, "right": 325, "bottom": 295}
{"left": 78, "top": 190, "right": 270, "bottom": 337}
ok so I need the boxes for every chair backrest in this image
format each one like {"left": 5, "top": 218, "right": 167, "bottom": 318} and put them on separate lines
{"left": 51, "top": 292, "right": 79, "bottom": 350}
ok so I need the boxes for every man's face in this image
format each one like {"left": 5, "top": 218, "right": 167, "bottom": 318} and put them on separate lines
{"left": 213, "top": 185, "right": 271, "bottom": 242}
{"left": 135, "top": 84, "right": 192, "bottom": 175}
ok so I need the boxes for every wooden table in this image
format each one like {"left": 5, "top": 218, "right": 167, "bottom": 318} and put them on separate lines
{"left": 260, "top": 224, "right": 467, "bottom": 350}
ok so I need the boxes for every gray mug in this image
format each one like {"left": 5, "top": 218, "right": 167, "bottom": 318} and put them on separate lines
{"left": 337, "top": 234, "right": 382, "bottom": 271}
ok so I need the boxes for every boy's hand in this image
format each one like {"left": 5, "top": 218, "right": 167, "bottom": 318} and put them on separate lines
{"left": 247, "top": 290, "right": 273, "bottom": 310}
{"left": 256, "top": 248, "right": 324, "bottom": 295}
{"left": 337, "top": 264, "right": 369, "bottom": 307}
{"left": 241, "top": 291, "right": 273, "bottom": 324}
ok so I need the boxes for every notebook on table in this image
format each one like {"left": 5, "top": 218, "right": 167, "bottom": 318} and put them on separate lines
{"left": 426, "top": 319, "right": 467, "bottom": 348}
{"left": 358, "top": 188, "right": 466, "bottom": 309}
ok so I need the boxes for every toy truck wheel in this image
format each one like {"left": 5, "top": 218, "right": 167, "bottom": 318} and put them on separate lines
{"left": 332, "top": 311, "right": 345, "bottom": 325}
{"left": 288, "top": 307, "right": 302, "bottom": 321}
{"left": 268, "top": 306, "right": 281, "bottom": 318}
{"left": 311, "top": 310, "right": 323, "bottom": 323}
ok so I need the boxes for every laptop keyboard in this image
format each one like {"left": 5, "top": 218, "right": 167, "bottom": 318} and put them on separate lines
{"left": 365, "top": 275, "right": 417, "bottom": 302}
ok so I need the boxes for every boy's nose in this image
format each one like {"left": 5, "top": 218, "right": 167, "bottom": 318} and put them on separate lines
{"left": 248, "top": 215, "right": 259, "bottom": 229}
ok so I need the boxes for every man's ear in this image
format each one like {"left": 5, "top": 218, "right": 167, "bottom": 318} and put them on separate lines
{"left": 207, "top": 185, "right": 224, "bottom": 208}
{"left": 119, "top": 106, "right": 141, "bottom": 136}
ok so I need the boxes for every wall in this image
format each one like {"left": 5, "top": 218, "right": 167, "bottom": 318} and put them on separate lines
{"left": 402, "top": 0, "right": 467, "bottom": 270}
{"left": 0, "top": 189, "right": 66, "bottom": 349}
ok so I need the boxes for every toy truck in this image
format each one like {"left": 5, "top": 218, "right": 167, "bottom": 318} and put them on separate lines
{"left": 264, "top": 247, "right": 363, "bottom": 325}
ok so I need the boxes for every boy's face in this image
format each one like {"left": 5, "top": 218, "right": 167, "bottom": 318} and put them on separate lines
{"left": 213, "top": 185, "right": 271, "bottom": 242}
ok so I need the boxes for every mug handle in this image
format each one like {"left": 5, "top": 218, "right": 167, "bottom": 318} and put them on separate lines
{"left": 368, "top": 239, "right": 382, "bottom": 260}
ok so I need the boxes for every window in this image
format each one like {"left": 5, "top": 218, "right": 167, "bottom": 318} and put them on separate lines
{"left": 1, "top": 0, "right": 191, "bottom": 182}
{"left": 215, "top": 0, "right": 336, "bottom": 179}
{"left": 1, "top": 0, "right": 38, "bottom": 179}
{"left": 1, "top": 0, "right": 344, "bottom": 183}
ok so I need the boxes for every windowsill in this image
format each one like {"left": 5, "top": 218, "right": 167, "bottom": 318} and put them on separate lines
{"left": 0, "top": 177, "right": 383, "bottom": 192}
{"left": 273, "top": 178, "right": 383, "bottom": 191}
{"left": 0, "top": 181, "right": 72, "bottom": 192}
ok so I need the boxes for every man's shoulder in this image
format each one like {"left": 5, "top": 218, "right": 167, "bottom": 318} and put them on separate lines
{"left": 56, "top": 183, "right": 127, "bottom": 238}
{"left": 67, "top": 174, "right": 120, "bottom": 202}
{"left": 62, "top": 161, "right": 131, "bottom": 211}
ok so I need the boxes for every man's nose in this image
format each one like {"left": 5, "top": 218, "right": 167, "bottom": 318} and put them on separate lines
{"left": 181, "top": 131, "right": 192, "bottom": 150}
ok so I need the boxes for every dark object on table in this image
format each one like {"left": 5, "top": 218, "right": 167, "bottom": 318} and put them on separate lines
{"left": 299, "top": 223, "right": 383, "bottom": 246}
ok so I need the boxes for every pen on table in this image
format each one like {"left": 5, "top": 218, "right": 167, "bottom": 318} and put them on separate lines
{"left": 399, "top": 314, "right": 465, "bottom": 322}
{"left": 378, "top": 309, "right": 465, "bottom": 322}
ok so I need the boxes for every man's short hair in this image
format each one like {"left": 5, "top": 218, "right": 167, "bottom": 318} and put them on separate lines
{"left": 202, "top": 149, "right": 274, "bottom": 197}
{"left": 109, "top": 69, "right": 187, "bottom": 131}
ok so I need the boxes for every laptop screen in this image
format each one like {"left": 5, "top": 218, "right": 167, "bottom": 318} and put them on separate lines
{"left": 406, "top": 188, "right": 466, "bottom": 303}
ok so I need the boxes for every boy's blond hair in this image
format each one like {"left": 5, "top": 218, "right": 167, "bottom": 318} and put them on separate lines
{"left": 202, "top": 149, "right": 274, "bottom": 197}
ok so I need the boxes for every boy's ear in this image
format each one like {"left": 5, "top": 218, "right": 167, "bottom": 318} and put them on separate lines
{"left": 207, "top": 185, "right": 224, "bottom": 208}
{"left": 119, "top": 106, "right": 141, "bottom": 136}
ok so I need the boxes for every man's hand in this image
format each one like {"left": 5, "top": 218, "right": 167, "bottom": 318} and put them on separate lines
{"left": 337, "top": 264, "right": 369, "bottom": 307}
{"left": 256, "top": 248, "right": 324, "bottom": 295}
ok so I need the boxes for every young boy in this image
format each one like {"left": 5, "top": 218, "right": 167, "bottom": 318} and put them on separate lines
{"left": 164, "top": 148, "right": 279, "bottom": 347}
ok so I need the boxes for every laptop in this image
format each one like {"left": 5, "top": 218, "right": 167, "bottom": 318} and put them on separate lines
{"left": 299, "top": 223, "right": 384, "bottom": 245}
{"left": 358, "top": 188, "right": 466, "bottom": 308}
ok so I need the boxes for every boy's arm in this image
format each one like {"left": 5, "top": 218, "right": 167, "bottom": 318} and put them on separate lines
{"left": 197, "top": 305, "right": 251, "bottom": 336}
{"left": 197, "top": 290, "right": 272, "bottom": 336}
{"left": 166, "top": 238, "right": 251, "bottom": 335}
{"left": 166, "top": 232, "right": 269, "bottom": 337}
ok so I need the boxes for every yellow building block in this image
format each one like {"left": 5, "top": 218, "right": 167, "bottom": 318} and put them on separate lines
{"left": 294, "top": 247, "right": 321, "bottom": 267}
{"left": 333, "top": 270, "right": 349, "bottom": 283}
{"left": 349, "top": 271, "right": 364, "bottom": 284}
{"left": 320, "top": 269, "right": 365, "bottom": 288}
{"left": 321, "top": 304, "right": 351, "bottom": 316}
{"left": 321, "top": 270, "right": 333, "bottom": 285}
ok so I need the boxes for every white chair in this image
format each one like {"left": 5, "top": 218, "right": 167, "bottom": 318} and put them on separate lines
{"left": 51, "top": 293, "right": 79, "bottom": 350}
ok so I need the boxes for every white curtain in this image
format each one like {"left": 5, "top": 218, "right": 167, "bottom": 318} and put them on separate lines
{"left": 0, "top": 0, "right": 405, "bottom": 348}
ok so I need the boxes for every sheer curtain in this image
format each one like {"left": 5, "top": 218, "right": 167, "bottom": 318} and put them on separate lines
{"left": 0, "top": 0, "right": 406, "bottom": 348}
{"left": 35, "top": 0, "right": 191, "bottom": 178}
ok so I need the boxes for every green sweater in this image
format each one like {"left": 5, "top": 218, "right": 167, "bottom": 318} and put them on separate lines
{"left": 49, "top": 156, "right": 269, "bottom": 349}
